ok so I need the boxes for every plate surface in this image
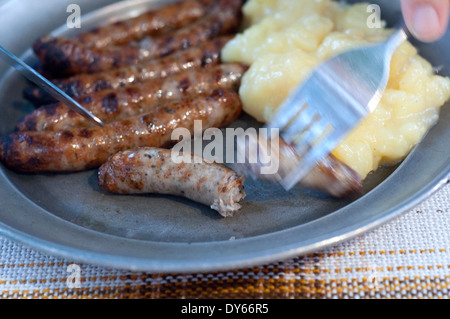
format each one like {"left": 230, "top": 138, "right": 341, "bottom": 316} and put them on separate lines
{"left": 0, "top": 0, "right": 448, "bottom": 272}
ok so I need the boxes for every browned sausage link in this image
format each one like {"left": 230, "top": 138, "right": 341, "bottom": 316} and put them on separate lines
{"left": 32, "top": 37, "right": 147, "bottom": 77}
{"left": 276, "top": 139, "right": 362, "bottom": 197}
{"left": 0, "top": 88, "right": 242, "bottom": 173}
{"left": 236, "top": 137, "right": 362, "bottom": 197}
{"left": 98, "top": 147, "right": 246, "bottom": 217}
{"left": 23, "top": 36, "right": 233, "bottom": 106}
{"left": 16, "top": 63, "right": 247, "bottom": 132}
{"left": 32, "top": 0, "right": 243, "bottom": 76}
{"left": 300, "top": 153, "right": 363, "bottom": 198}
{"left": 76, "top": 0, "right": 215, "bottom": 49}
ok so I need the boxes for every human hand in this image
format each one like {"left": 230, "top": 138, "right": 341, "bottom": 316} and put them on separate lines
{"left": 401, "top": 0, "right": 449, "bottom": 42}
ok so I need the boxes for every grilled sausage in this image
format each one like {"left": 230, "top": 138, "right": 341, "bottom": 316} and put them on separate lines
{"left": 235, "top": 135, "right": 362, "bottom": 197}
{"left": 98, "top": 147, "right": 246, "bottom": 217}
{"left": 16, "top": 63, "right": 247, "bottom": 131}
{"left": 23, "top": 36, "right": 233, "bottom": 106}
{"left": 300, "top": 154, "right": 363, "bottom": 198}
{"left": 76, "top": 0, "right": 215, "bottom": 49}
{"left": 33, "top": 0, "right": 243, "bottom": 76}
{"left": 0, "top": 88, "right": 242, "bottom": 173}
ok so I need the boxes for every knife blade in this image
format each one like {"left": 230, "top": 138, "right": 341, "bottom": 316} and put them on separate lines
{"left": 0, "top": 45, "right": 104, "bottom": 127}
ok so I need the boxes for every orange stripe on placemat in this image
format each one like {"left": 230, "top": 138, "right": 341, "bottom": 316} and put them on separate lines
{"left": 2, "top": 266, "right": 449, "bottom": 288}
{"left": 1, "top": 275, "right": 449, "bottom": 299}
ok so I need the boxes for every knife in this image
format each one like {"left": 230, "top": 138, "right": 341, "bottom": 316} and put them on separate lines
{"left": 0, "top": 45, "right": 104, "bottom": 128}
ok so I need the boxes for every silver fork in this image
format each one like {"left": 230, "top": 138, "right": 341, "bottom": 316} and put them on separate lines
{"left": 266, "top": 25, "right": 409, "bottom": 190}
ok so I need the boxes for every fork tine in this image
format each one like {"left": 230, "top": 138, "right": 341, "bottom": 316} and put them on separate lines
{"left": 314, "top": 128, "right": 348, "bottom": 158}
{"left": 281, "top": 126, "right": 346, "bottom": 189}
{"left": 268, "top": 82, "right": 309, "bottom": 130}
{"left": 283, "top": 121, "right": 351, "bottom": 189}
{"left": 281, "top": 136, "right": 334, "bottom": 190}
{"left": 291, "top": 117, "right": 333, "bottom": 157}
{"left": 281, "top": 105, "right": 319, "bottom": 145}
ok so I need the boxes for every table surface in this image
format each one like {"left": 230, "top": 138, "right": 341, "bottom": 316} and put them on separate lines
{"left": 0, "top": 182, "right": 448, "bottom": 299}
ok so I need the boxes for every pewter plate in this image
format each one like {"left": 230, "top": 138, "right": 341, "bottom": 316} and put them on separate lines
{"left": 0, "top": 0, "right": 448, "bottom": 273}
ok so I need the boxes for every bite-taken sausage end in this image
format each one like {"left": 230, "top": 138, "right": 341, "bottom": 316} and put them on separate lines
{"left": 98, "top": 147, "right": 246, "bottom": 217}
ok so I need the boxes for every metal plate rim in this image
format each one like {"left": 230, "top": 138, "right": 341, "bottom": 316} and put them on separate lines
{"left": 0, "top": 160, "right": 447, "bottom": 273}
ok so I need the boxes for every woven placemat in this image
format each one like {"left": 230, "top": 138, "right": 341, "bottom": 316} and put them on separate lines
{"left": 0, "top": 183, "right": 448, "bottom": 299}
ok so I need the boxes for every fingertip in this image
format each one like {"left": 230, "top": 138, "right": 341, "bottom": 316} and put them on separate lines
{"left": 412, "top": 3, "right": 444, "bottom": 42}
{"left": 401, "top": 0, "right": 449, "bottom": 42}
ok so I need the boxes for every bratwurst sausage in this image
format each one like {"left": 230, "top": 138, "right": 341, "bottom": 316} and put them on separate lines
{"left": 76, "top": 0, "right": 215, "bottom": 49}
{"left": 33, "top": 0, "right": 243, "bottom": 75}
{"left": 16, "top": 63, "right": 247, "bottom": 131}
{"left": 0, "top": 88, "right": 242, "bottom": 172}
{"left": 98, "top": 147, "right": 246, "bottom": 217}
{"left": 24, "top": 36, "right": 233, "bottom": 106}
{"left": 235, "top": 135, "right": 362, "bottom": 198}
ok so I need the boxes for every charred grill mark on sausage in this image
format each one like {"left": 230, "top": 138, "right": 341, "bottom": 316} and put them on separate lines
{"left": 16, "top": 63, "right": 247, "bottom": 131}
